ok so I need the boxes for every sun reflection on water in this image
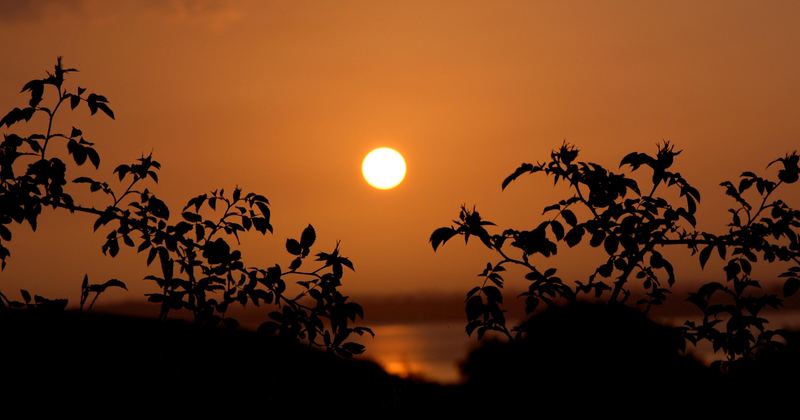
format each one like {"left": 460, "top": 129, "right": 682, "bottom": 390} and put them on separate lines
{"left": 355, "top": 321, "right": 477, "bottom": 383}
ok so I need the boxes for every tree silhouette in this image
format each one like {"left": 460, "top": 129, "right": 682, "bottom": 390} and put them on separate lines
{"left": 459, "top": 302, "right": 709, "bottom": 403}
{"left": 432, "top": 142, "right": 800, "bottom": 367}
{"left": 0, "top": 58, "right": 372, "bottom": 357}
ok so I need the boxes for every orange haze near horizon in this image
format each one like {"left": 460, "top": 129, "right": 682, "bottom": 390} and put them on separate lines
{"left": 1, "top": 0, "right": 799, "bottom": 303}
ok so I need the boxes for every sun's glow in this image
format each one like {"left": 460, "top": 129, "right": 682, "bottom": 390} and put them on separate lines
{"left": 361, "top": 147, "right": 407, "bottom": 190}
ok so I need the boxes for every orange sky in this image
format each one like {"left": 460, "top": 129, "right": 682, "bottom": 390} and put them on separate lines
{"left": 1, "top": 0, "right": 799, "bottom": 302}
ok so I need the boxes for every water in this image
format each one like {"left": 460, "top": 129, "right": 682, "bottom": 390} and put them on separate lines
{"left": 97, "top": 302, "right": 800, "bottom": 384}
{"left": 358, "top": 321, "right": 477, "bottom": 383}
{"left": 357, "top": 311, "right": 800, "bottom": 384}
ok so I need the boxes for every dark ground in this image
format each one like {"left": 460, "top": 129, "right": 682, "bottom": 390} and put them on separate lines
{"left": 2, "top": 303, "right": 800, "bottom": 414}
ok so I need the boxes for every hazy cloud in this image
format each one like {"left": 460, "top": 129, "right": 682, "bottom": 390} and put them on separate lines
{"left": 141, "top": 0, "right": 245, "bottom": 29}
{"left": 0, "top": 0, "right": 243, "bottom": 26}
{"left": 0, "top": 0, "right": 83, "bottom": 23}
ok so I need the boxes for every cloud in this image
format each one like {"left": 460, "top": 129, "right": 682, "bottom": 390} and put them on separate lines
{"left": 142, "top": 0, "right": 237, "bottom": 17}
{"left": 0, "top": 0, "right": 82, "bottom": 23}
{"left": 140, "top": 0, "right": 245, "bottom": 29}
{"left": 0, "top": 0, "right": 243, "bottom": 27}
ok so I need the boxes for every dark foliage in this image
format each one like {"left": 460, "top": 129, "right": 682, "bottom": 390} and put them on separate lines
{"left": 432, "top": 142, "right": 800, "bottom": 368}
{"left": 0, "top": 58, "right": 371, "bottom": 356}
{"left": 1, "top": 310, "right": 445, "bottom": 411}
{"left": 458, "top": 302, "right": 800, "bottom": 413}
{"left": 461, "top": 303, "right": 708, "bottom": 400}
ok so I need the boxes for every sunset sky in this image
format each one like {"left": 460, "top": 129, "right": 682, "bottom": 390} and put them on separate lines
{"left": 1, "top": 0, "right": 799, "bottom": 303}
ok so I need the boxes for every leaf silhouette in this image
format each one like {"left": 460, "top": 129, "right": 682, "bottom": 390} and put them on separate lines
{"left": 430, "top": 227, "right": 457, "bottom": 251}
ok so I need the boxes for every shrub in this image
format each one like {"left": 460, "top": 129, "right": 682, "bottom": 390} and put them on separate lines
{"left": 0, "top": 58, "right": 372, "bottom": 357}
{"left": 432, "top": 142, "right": 800, "bottom": 367}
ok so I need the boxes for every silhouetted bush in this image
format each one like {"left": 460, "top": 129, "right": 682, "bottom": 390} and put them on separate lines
{"left": 1, "top": 309, "right": 448, "bottom": 411}
{"left": 460, "top": 303, "right": 708, "bottom": 401}
{"left": 432, "top": 142, "right": 800, "bottom": 369}
{"left": 0, "top": 58, "right": 371, "bottom": 356}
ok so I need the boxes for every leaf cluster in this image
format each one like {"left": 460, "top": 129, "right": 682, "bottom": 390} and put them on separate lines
{"left": 432, "top": 142, "right": 800, "bottom": 365}
{"left": 0, "top": 59, "right": 371, "bottom": 357}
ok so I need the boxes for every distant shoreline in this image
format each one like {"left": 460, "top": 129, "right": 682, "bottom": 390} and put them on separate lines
{"left": 93, "top": 286, "right": 800, "bottom": 327}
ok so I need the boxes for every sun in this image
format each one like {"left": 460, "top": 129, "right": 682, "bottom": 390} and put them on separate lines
{"left": 361, "top": 147, "right": 407, "bottom": 190}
